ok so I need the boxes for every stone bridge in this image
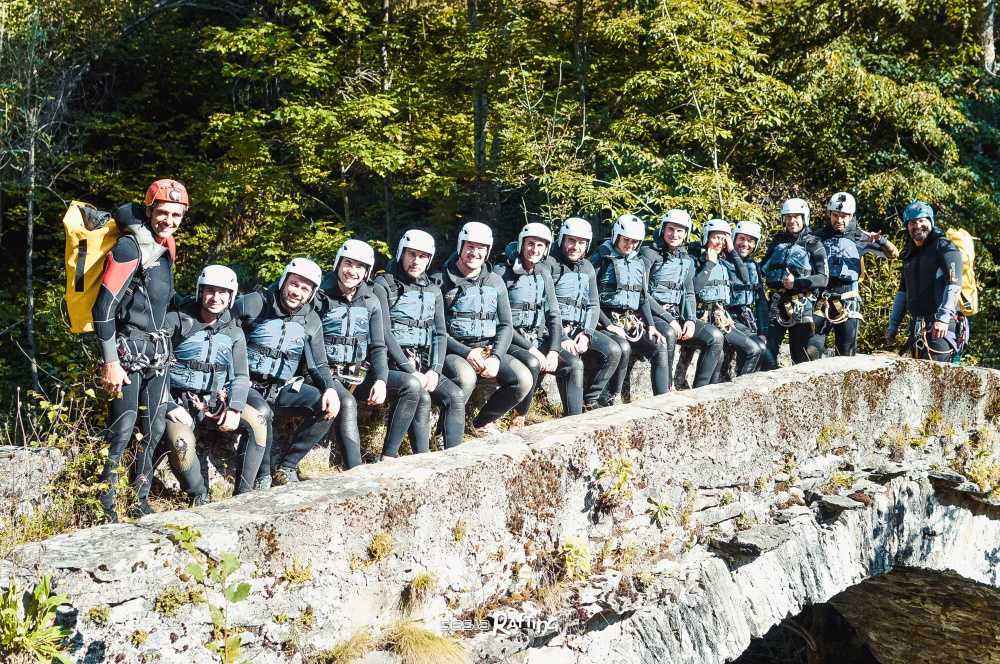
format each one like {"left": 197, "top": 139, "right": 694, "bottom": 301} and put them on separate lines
{"left": 4, "top": 355, "right": 1000, "bottom": 663}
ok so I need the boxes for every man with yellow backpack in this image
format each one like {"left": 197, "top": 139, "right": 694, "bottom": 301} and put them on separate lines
{"left": 83, "top": 179, "right": 188, "bottom": 521}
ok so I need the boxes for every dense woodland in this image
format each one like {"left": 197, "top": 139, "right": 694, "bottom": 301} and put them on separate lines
{"left": 3, "top": 0, "right": 1000, "bottom": 402}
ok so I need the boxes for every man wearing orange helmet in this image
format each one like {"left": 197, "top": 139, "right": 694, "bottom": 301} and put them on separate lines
{"left": 92, "top": 179, "right": 189, "bottom": 521}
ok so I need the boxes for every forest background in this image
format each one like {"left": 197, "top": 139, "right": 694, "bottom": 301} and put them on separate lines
{"left": 3, "top": 0, "right": 1000, "bottom": 405}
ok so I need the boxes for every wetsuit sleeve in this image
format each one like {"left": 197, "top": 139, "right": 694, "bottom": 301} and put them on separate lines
{"left": 727, "top": 250, "right": 749, "bottom": 283}
{"left": 431, "top": 291, "right": 447, "bottom": 373}
{"left": 936, "top": 241, "right": 963, "bottom": 323}
{"left": 233, "top": 292, "right": 264, "bottom": 328}
{"left": 888, "top": 291, "right": 907, "bottom": 333}
{"left": 793, "top": 239, "right": 828, "bottom": 291}
{"left": 683, "top": 259, "right": 697, "bottom": 322}
{"left": 227, "top": 329, "right": 250, "bottom": 413}
{"left": 692, "top": 256, "right": 712, "bottom": 292}
{"left": 93, "top": 237, "right": 141, "bottom": 363}
{"left": 367, "top": 297, "right": 389, "bottom": 383}
{"left": 303, "top": 313, "right": 336, "bottom": 391}
{"left": 754, "top": 273, "right": 769, "bottom": 334}
{"left": 491, "top": 273, "right": 514, "bottom": 358}
{"left": 373, "top": 283, "right": 415, "bottom": 374}
{"left": 584, "top": 263, "right": 600, "bottom": 335}
{"left": 591, "top": 257, "right": 613, "bottom": 328}
{"left": 540, "top": 272, "right": 562, "bottom": 353}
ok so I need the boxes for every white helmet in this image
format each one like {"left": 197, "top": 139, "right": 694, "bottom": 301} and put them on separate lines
{"left": 196, "top": 264, "right": 239, "bottom": 308}
{"left": 517, "top": 222, "right": 553, "bottom": 257}
{"left": 396, "top": 229, "right": 436, "bottom": 262}
{"left": 612, "top": 213, "right": 646, "bottom": 245}
{"left": 780, "top": 197, "right": 810, "bottom": 226}
{"left": 279, "top": 257, "right": 323, "bottom": 302}
{"left": 734, "top": 221, "right": 762, "bottom": 241}
{"left": 334, "top": 239, "right": 376, "bottom": 280}
{"left": 702, "top": 218, "right": 732, "bottom": 238}
{"left": 557, "top": 217, "right": 593, "bottom": 251}
{"left": 456, "top": 221, "right": 493, "bottom": 256}
{"left": 660, "top": 209, "right": 693, "bottom": 232}
{"left": 826, "top": 192, "right": 856, "bottom": 216}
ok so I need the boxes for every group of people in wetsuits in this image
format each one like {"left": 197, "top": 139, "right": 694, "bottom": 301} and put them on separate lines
{"left": 92, "top": 180, "right": 964, "bottom": 520}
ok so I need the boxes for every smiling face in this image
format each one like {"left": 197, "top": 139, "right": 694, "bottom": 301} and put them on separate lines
{"left": 457, "top": 240, "right": 489, "bottom": 273}
{"left": 661, "top": 222, "right": 688, "bottom": 249}
{"left": 280, "top": 273, "right": 315, "bottom": 310}
{"left": 907, "top": 217, "right": 933, "bottom": 244}
{"left": 148, "top": 201, "right": 185, "bottom": 239}
{"left": 734, "top": 233, "right": 757, "bottom": 258}
{"left": 199, "top": 285, "right": 232, "bottom": 315}
{"left": 561, "top": 235, "right": 589, "bottom": 262}
{"left": 337, "top": 256, "right": 369, "bottom": 292}
{"left": 401, "top": 247, "right": 431, "bottom": 278}
{"left": 520, "top": 236, "right": 549, "bottom": 268}
{"left": 782, "top": 213, "right": 805, "bottom": 234}
{"left": 830, "top": 210, "right": 851, "bottom": 233}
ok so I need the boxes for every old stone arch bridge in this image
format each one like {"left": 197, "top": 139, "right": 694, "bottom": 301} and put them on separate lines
{"left": 4, "top": 355, "right": 1000, "bottom": 663}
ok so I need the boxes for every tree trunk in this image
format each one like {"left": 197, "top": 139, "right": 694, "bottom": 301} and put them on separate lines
{"left": 977, "top": 0, "right": 996, "bottom": 73}
{"left": 468, "top": 0, "right": 487, "bottom": 219}
{"left": 382, "top": 0, "right": 395, "bottom": 243}
{"left": 573, "top": 0, "right": 588, "bottom": 142}
{"left": 25, "top": 132, "right": 40, "bottom": 393}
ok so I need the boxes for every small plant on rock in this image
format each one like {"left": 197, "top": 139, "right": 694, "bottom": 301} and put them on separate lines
{"left": 382, "top": 619, "right": 468, "bottom": 664}
{"left": 557, "top": 538, "right": 592, "bottom": 582}
{"left": 596, "top": 456, "right": 634, "bottom": 513}
{"left": 281, "top": 558, "right": 314, "bottom": 586}
{"left": 823, "top": 471, "right": 855, "bottom": 493}
{"left": 451, "top": 520, "right": 466, "bottom": 542}
{"left": 87, "top": 604, "right": 110, "bottom": 626}
{"left": 645, "top": 496, "right": 671, "bottom": 529}
{"left": 0, "top": 575, "right": 72, "bottom": 664}
{"left": 367, "top": 533, "right": 395, "bottom": 563}
{"left": 308, "top": 629, "right": 374, "bottom": 663}
{"left": 400, "top": 572, "right": 438, "bottom": 613}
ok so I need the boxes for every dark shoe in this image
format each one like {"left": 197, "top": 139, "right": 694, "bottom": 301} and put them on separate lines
{"left": 272, "top": 467, "right": 299, "bottom": 486}
{"left": 191, "top": 493, "right": 210, "bottom": 508}
{"left": 126, "top": 499, "right": 154, "bottom": 519}
{"left": 254, "top": 475, "right": 272, "bottom": 491}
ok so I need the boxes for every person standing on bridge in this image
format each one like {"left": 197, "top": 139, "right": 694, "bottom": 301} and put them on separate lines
{"left": 885, "top": 201, "right": 963, "bottom": 362}
{"left": 760, "top": 198, "right": 829, "bottom": 367}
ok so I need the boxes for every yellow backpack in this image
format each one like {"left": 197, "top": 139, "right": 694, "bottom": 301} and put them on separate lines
{"left": 63, "top": 201, "right": 121, "bottom": 333}
{"left": 945, "top": 227, "right": 979, "bottom": 316}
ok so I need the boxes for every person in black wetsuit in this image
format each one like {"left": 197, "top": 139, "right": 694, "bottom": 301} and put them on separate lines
{"left": 157, "top": 265, "right": 268, "bottom": 501}
{"left": 544, "top": 217, "right": 622, "bottom": 412}
{"left": 760, "top": 198, "right": 829, "bottom": 367}
{"left": 313, "top": 239, "right": 422, "bottom": 461}
{"left": 373, "top": 230, "right": 467, "bottom": 452}
{"left": 642, "top": 209, "right": 724, "bottom": 390}
{"left": 432, "top": 221, "right": 533, "bottom": 438}
{"left": 92, "top": 179, "right": 188, "bottom": 521}
{"left": 592, "top": 214, "right": 670, "bottom": 403}
{"left": 886, "top": 201, "right": 964, "bottom": 362}
{"left": 494, "top": 223, "right": 585, "bottom": 424}
{"left": 691, "top": 219, "right": 762, "bottom": 382}
{"left": 233, "top": 258, "right": 341, "bottom": 486}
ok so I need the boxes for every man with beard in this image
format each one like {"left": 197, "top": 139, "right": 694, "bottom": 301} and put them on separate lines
{"left": 93, "top": 179, "right": 187, "bottom": 521}
{"left": 234, "top": 258, "right": 341, "bottom": 485}
{"left": 886, "top": 201, "right": 964, "bottom": 362}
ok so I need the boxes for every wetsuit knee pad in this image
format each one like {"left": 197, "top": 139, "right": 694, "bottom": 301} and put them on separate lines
{"left": 398, "top": 373, "right": 422, "bottom": 397}
{"left": 338, "top": 389, "right": 359, "bottom": 420}
{"left": 706, "top": 326, "right": 725, "bottom": 348}
{"left": 240, "top": 404, "right": 269, "bottom": 448}
{"left": 165, "top": 419, "right": 199, "bottom": 472}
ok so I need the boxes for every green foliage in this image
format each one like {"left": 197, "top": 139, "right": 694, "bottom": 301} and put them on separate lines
{"left": 280, "top": 558, "right": 314, "bottom": 586}
{"left": 556, "top": 537, "right": 592, "bottom": 582}
{"left": 645, "top": 495, "right": 671, "bottom": 529}
{"left": 596, "top": 456, "right": 634, "bottom": 512}
{"left": 0, "top": 574, "right": 73, "bottom": 664}
{"left": 165, "top": 524, "right": 253, "bottom": 664}
{"left": 4, "top": 0, "right": 1000, "bottom": 406}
